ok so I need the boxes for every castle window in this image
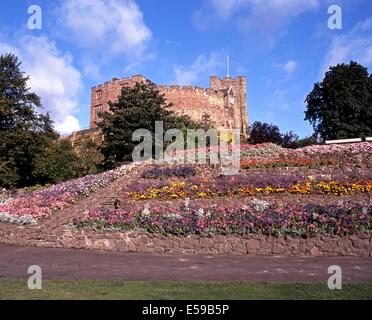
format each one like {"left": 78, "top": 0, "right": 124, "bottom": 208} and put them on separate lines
{"left": 94, "top": 105, "right": 103, "bottom": 119}
{"left": 96, "top": 90, "right": 102, "bottom": 99}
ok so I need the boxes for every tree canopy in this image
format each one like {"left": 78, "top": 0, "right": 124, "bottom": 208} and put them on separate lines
{"left": 0, "top": 54, "right": 58, "bottom": 187}
{"left": 0, "top": 53, "right": 101, "bottom": 188}
{"left": 305, "top": 61, "right": 372, "bottom": 140}
{"left": 249, "top": 121, "right": 315, "bottom": 149}
{"left": 249, "top": 121, "right": 282, "bottom": 145}
{"left": 98, "top": 81, "right": 204, "bottom": 168}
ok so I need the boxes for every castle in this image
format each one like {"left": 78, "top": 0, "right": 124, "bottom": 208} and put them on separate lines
{"left": 69, "top": 75, "right": 249, "bottom": 150}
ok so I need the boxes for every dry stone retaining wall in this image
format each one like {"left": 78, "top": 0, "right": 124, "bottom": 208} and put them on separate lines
{"left": 1, "top": 227, "right": 368, "bottom": 257}
{"left": 59, "top": 230, "right": 372, "bottom": 257}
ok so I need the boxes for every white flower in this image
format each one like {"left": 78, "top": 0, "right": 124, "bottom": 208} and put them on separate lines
{"left": 166, "top": 213, "right": 182, "bottom": 220}
{"left": 184, "top": 197, "right": 190, "bottom": 210}
{"left": 251, "top": 198, "right": 271, "bottom": 212}
{"left": 0, "top": 212, "right": 37, "bottom": 225}
{"left": 141, "top": 205, "right": 151, "bottom": 218}
{"left": 0, "top": 197, "right": 13, "bottom": 205}
{"left": 197, "top": 208, "right": 205, "bottom": 219}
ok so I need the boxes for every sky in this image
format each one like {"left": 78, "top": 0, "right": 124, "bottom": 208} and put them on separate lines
{"left": 0, "top": 0, "right": 372, "bottom": 137}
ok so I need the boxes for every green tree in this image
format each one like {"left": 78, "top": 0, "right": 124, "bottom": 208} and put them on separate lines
{"left": 296, "top": 135, "right": 317, "bottom": 148}
{"left": 33, "top": 139, "right": 80, "bottom": 184}
{"left": 305, "top": 61, "right": 372, "bottom": 140}
{"left": 281, "top": 130, "right": 299, "bottom": 149}
{"left": 249, "top": 121, "right": 282, "bottom": 145}
{"left": 98, "top": 81, "right": 200, "bottom": 167}
{"left": 75, "top": 139, "right": 103, "bottom": 175}
{"left": 198, "top": 113, "right": 214, "bottom": 131}
{"left": 0, "top": 53, "right": 57, "bottom": 188}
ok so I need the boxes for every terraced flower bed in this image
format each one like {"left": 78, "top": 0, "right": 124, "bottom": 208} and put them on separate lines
{"left": 126, "top": 174, "right": 372, "bottom": 200}
{"left": 73, "top": 200, "right": 372, "bottom": 237}
{"left": 239, "top": 142, "right": 372, "bottom": 158}
{"left": 241, "top": 157, "right": 336, "bottom": 169}
{"left": 141, "top": 166, "right": 196, "bottom": 179}
{"left": 0, "top": 142, "right": 371, "bottom": 256}
{"left": 72, "top": 143, "right": 371, "bottom": 244}
{"left": 0, "top": 163, "right": 138, "bottom": 225}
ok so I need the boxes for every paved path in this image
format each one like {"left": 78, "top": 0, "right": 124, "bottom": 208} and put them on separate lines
{"left": 1, "top": 245, "right": 371, "bottom": 283}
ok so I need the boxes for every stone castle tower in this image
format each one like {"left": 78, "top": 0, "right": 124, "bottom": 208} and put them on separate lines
{"left": 88, "top": 74, "right": 249, "bottom": 138}
{"left": 209, "top": 75, "right": 249, "bottom": 136}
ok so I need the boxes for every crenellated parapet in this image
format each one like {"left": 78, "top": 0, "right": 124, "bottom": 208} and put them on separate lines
{"left": 156, "top": 84, "right": 225, "bottom": 99}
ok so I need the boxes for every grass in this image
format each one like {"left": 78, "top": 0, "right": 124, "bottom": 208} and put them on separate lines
{"left": 0, "top": 280, "right": 371, "bottom": 300}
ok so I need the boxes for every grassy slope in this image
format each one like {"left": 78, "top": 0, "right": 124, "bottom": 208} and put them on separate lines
{"left": 0, "top": 280, "right": 371, "bottom": 300}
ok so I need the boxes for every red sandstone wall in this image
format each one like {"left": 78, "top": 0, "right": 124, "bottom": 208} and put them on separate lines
{"left": 157, "top": 85, "right": 231, "bottom": 128}
{"left": 210, "top": 76, "right": 249, "bottom": 135}
{"left": 90, "top": 76, "right": 147, "bottom": 128}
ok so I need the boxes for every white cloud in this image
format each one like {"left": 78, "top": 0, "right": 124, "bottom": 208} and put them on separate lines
{"left": 321, "top": 18, "right": 372, "bottom": 75}
{"left": 0, "top": 37, "right": 82, "bottom": 135}
{"left": 59, "top": 0, "right": 152, "bottom": 57}
{"left": 194, "top": 0, "right": 319, "bottom": 33}
{"left": 173, "top": 52, "right": 225, "bottom": 85}
{"left": 196, "top": 0, "right": 247, "bottom": 22}
{"left": 55, "top": 115, "right": 80, "bottom": 134}
{"left": 282, "top": 60, "right": 298, "bottom": 74}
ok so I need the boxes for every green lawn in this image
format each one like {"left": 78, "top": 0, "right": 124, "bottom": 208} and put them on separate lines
{"left": 0, "top": 280, "right": 371, "bottom": 300}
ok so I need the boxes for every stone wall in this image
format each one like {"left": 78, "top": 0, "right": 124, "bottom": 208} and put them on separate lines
{"left": 1, "top": 228, "right": 365, "bottom": 257}
{"left": 156, "top": 85, "right": 230, "bottom": 128}
{"left": 68, "top": 127, "right": 104, "bottom": 154}
{"left": 210, "top": 76, "right": 249, "bottom": 135}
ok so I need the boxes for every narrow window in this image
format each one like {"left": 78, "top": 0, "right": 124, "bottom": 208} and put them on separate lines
{"left": 94, "top": 105, "right": 103, "bottom": 119}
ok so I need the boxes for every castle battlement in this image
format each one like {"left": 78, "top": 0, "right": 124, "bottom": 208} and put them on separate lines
{"left": 156, "top": 84, "right": 224, "bottom": 98}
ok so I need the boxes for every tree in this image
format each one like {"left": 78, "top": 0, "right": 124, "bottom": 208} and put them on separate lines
{"left": 33, "top": 139, "right": 80, "bottom": 184}
{"left": 249, "top": 121, "right": 282, "bottom": 145}
{"left": 248, "top": 121, "right": 316, "bottom": 149}
{"left": 198, "top": 113, "right": 214, "bottom": 131}
{"left": 296, "top": 135, "right": 318, "bottom": 148}
{"left": 0, "top": 53, "right": 58, "bottom": 188}
{"left": 98, "top": 80, "right": 198, "bottom": 167}
{"left": 74, "top": 139, "right": 103, "bottom": 175}
{"left": 305, "top": 61, "right": 372, "bottom": 140}
{"left": 281, "top": 130, "right": 299, "bottom": 149}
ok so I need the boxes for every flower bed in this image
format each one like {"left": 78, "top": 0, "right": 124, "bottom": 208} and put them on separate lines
{"left": 126, "top": 173, "right": 372, "bottom": 201}
{"left": 240, "top": 143, "right": 287, "bottom": 158}
{"left": 240, "top": 142, "right": 372, "bottom": 160}
{"left": 0, "top": 163, "right": 138, "bottom": 224}
{"left": 141, "top": 166, "right": 196, "bottom": 179}
{"left": 300, "top": 142, "right": 372, "bottom": 155}
{"left": 241, "top": 157, "right": 335, "bottom": 169}
{"left": 73, "top": 200, "right": 372, "bottom": 238}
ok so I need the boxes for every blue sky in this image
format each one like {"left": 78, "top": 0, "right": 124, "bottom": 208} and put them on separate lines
{"left": 0, "top": 0, "right": 372, "bottom": 137}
